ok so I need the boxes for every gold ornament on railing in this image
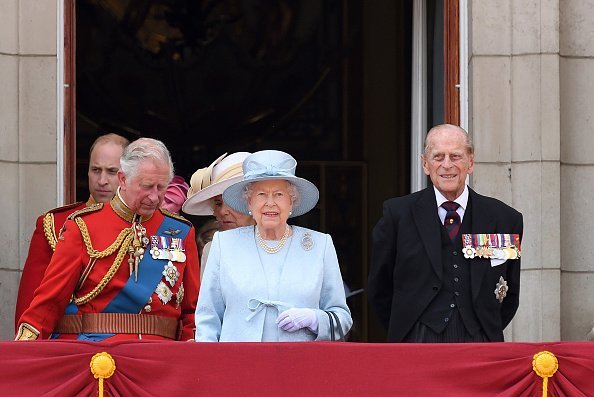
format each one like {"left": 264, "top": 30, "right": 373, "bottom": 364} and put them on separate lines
{"left": 90, "top": 352, "right": 116, "bottom": 397}
{"left": 532, "top": 350, "right": 558, "bottom": 397}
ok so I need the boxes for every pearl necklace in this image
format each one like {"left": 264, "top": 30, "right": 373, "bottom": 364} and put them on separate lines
{"left": 255, "top": 225, "right": 291, "bottom": 254}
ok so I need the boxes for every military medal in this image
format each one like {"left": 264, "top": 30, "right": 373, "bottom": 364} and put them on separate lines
{"left": 155, "top": 281, "right": 173, "bottom": 305}
{"left": 462, "top": 245, "right": 476, "bottom": 259}
{"left": 162, "top": 261, "right": 180, "bottom": 287}
{"left": 170, "top": 238, "right": 186, "bottom": 262}
{"left": 462, "top": 233, "right": 521, "bottom": 260}
{"left": 494, "top": 276, "right": 508, "bottom": 303}
{"left": 150, "top": 235, "right": 186, "bottom": 261}
{"left": 301, "top": 233, "right": 314, "bottom": 251}
{"left": 150, "top": 236, "right": 161, "bottom": 259}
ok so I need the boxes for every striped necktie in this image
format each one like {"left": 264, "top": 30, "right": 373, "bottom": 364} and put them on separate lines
{"left": 441, "top": 201, "right": 461, "bottom": 241}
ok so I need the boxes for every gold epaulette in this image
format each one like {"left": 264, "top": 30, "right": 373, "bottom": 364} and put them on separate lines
{"left": 43, "top": 201, "right": 86, "bottom": 216}
{"left": 42, "top": 213, "right": 58, "bottom": 251}
{"left": 159, "top": 208, "right": 193, "bottom": 227}
{"left": 41, "top": 201, "right": 86, "bottom": 251}
{"left": 67, "top": 203, "right": 104, "bottom": 220}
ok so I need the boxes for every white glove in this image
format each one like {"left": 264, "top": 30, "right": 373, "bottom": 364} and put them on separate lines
{"left": 276, "top": 308, "right": 318, "bottom": 333}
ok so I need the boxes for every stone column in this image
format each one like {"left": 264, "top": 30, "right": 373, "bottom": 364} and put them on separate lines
{"left": 559, "top": 0, "right": 594, "bottom": 340}
{"left": 0, "top": 0, "right": 59, "bottom": 340}
{"left": 468, "top": 0, "right": 561, "bottom": 341}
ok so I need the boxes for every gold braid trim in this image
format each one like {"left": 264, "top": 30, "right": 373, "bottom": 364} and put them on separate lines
{"left": 67, "top": 203, "right": 103, "bottom": 221}
{"left": 15, "top": 322, "right": 40, "bottom": 341}
{"left": 72, "top": 217, "right": 134, "bottom": 306}
{"left": 41, "top": 203, "right": 101, "bottom": 251}
{"left": 75, "top": 217, "right": 132, "bottom": 258}
{"left": 159, "top": 208, "right": 193, "bottom": 226}
{"left": 42, "top": 213, "right": 57, "bottom": 251}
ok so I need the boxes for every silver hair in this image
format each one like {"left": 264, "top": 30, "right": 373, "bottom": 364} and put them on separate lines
{"left": 423, "top": 124, "right": 474, "bottom": 156}
{"left": 119, "top": 137, "right": 174, "bottom": 181}
{"left": 242, "top": 180, "right": 300, "bottom": 207}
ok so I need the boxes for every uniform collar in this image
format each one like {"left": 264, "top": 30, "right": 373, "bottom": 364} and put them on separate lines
{"left": 85, "top": 196, "right": 97, "bottom": 207}
{"left": 110, "top": 188, "right": 153, "bottom": 223}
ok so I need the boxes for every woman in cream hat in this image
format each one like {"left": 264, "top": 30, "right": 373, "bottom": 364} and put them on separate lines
{"left": 182, "top": 152, "right": 255, "bottom": 277}
{"left": 195, "top": 150, "right": 352, "bottom": 342}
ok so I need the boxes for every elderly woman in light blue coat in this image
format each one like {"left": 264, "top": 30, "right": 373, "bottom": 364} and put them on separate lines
{"left": 195, "top": 150, "right": 352, "bottom": 342}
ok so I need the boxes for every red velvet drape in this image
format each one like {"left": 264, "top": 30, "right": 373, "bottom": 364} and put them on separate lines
{"left": 1, "top": 341, "right": 593, "bottom": 396}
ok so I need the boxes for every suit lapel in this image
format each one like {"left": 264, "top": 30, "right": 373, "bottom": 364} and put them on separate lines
{"left": 412, "top": 187, "right": 443, "bottom": 280}
{"left": 468, "top": 188, "right": 497, "bottom": 301}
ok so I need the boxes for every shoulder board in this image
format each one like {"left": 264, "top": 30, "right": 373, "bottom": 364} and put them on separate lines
{"left": 67, "top": 203, "right": 104, "bottom": 220}
{"left": 42, "top": 213, "right": 58, "bottom": 251}
{"left": 41, "top": 201, "right": 86, "bottom": 250}
{"left": 42, "top": 201, "right": 86, "bottom": 216}
{"left": 159, "top": 208, "right": 193, "bottom": 227}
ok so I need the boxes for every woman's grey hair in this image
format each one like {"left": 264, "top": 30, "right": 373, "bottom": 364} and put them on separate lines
{"left": 242, "top": 180, "right": 300, "bottom": 207}
{"left": 119, "top": 137, "right": 174, "bottom": 182}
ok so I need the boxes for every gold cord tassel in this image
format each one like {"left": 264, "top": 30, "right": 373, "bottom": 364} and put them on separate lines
{"left": 130, "top": 218, "right": 147, "bottom": 282}
{"left": 532, "top": 351, "right": 558, "bottom": 397}
{"left": 90, "top": 352, "right": 116, "bottom": 397}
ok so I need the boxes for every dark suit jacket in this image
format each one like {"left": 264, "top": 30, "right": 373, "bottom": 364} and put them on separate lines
{"left": 368, "top": 186, "right": 523, "bottom": 342}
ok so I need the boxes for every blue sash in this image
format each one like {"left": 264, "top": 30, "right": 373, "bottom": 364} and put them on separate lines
{"left": 61, "top": 215, "right": 190, "bottom": 341}
{"left": 102, "top": 216, "right": 190, "bottom": 314}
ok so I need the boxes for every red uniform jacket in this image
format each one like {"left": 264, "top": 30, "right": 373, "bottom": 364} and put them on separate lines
{"left": 15, "top": 201, "right": 87, "bottom": 330}
{"left": 16, "top": 199, "right": 200, "bottom": 341}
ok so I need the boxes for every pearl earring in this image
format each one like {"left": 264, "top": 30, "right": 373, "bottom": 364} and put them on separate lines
{"left": 289, "top": 211, "right": 293, "bottom": 216}
{"left": 248, "top": 211, "right": 252, "bottom": 215}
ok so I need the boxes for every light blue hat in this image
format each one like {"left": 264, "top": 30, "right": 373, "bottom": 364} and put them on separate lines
{"left": 222, "top": 150, "right": 319, "bottom": 218}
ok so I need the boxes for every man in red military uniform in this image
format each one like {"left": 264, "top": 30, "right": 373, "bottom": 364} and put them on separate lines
{"left": 14, "top": 133, "right": 129, "bottom": 329}
{"left": 16, "top": 137, "right": 199, "bottom": 341}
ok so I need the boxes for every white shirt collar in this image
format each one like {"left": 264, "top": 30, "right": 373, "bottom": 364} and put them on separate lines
{"left": 433, "top": 185, "right": 469, "bottom": 211}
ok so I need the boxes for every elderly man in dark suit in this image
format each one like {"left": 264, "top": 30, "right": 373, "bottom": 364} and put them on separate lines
{"left": 368, "top": 124, "right": 523, "bottom": 343}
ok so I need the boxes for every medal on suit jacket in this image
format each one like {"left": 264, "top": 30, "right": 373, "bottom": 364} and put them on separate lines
{"left": 462, "top": 233, "right": 521, "bottom": 259}
{"left": 494, "top": 276, "right": 508, "bottom": 303}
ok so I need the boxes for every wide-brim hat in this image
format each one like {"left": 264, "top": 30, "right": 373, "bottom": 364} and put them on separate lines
{"left": 182, "top": 152, "right": 251, "bottom": 215}
{"left": 222, "top": 150, "right": 319, "bottom": 218}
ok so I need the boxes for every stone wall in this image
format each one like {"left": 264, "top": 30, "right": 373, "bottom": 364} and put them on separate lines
{"left": 1, "top": 0, "right": 593, "bottom": 342}
{"left": 468, "top": 0, "right": 561, "bottom": 341}
{"left": 0, "top": 0, "right": 59, "bottom": 340}
{"left": 559, "top": 0, "right": 594, "bottom": 340}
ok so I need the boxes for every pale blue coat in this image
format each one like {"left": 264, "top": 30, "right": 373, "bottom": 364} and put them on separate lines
{"left": 195, "top": 225, "right": 352, "bottom": 342}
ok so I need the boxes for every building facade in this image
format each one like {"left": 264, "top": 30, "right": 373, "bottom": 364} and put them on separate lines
{"left": 1, "top": 0, "right": 593, "bottom": 341}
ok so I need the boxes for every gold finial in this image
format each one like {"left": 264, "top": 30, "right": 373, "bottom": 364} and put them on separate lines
{"left": 532, "top": 351, "right": 558, "bottom": 397}
{"left": 90, "top": 352, "right": 116, "bottom": 397}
